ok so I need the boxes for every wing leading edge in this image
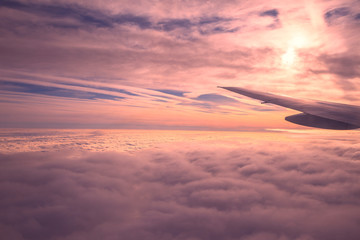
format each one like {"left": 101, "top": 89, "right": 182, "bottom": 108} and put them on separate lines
{"left": 219, "top": 86, "right": 360, "bottom": 130}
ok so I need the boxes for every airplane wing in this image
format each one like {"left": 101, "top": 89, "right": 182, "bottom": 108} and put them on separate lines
{"left": 219, "top": 86, "right": 360, "bottom": 130}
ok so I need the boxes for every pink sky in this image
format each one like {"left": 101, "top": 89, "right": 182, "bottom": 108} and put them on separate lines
{"left": 1, "top": 0, "right": 360, "bottom": 129}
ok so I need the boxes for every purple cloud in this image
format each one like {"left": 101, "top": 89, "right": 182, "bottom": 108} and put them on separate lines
{"left": 194, "top": 93, "right": 239, "bottom": 104}
{"left": 1, "top": 137, "right": 360, "bottom": 239}
{"left": 324, "top": 7, "right": 350, "bottom": 25}
{"left": 260, "top": 9, "right": 279, "bottom": 18}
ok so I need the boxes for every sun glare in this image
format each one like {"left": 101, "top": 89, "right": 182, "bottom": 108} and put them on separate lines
{"left": 281, "top": 33, "right": 310, "bottom": 68}
{"left": 281, "top": 47, "right": 296, "bottom": 66}
{"left": 291, "top": 34, "right": 308, "bottom": 48}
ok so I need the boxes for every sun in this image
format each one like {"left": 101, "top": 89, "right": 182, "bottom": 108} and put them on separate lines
{"left": 281, "top": 33, "right": 309, "bottom": 68}
{"left": 281, "top": 47, "right": 297, "bottom": 66}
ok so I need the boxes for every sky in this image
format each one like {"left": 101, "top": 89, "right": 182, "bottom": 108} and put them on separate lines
{"left": 1, "top": 0, "right": 360, "bottom": 130}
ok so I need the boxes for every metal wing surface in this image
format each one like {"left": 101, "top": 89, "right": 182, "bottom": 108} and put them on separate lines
{"left": 220, "top": 86, "right": 360, "bottom": 130}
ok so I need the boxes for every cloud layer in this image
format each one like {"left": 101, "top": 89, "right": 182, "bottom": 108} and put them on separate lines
{"left": 1, "top": 132, "right": 360, "bottom": 240}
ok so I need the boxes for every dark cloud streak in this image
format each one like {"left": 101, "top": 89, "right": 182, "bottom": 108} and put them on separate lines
{"left": 324, "top": 7, "right": 350, "bottom": 25}
{"left": 0, "top": 80, "right": 125, "bottom": 100}
{"left": 0, "top": 0, "right": 239, "bottom": 35}
{"left": 260, "top": 9, "right": 279, "bottom": 18}
{"left": 259, "top": 9, "right": 281, "bottom": 29}
{"left": 194, "top": 93, "right": 239, "bottom": 104}
{"left": 0, "top": 0, "right": 151, "bottom": 29}
{"left": 152, "top": 89, "right": 189, "bottom": 97}
{"left": 312, "top": 54, "right": 360, "bottom": 80}
{"left": 0, "top": 0, "right": 113, "bottom": 28}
